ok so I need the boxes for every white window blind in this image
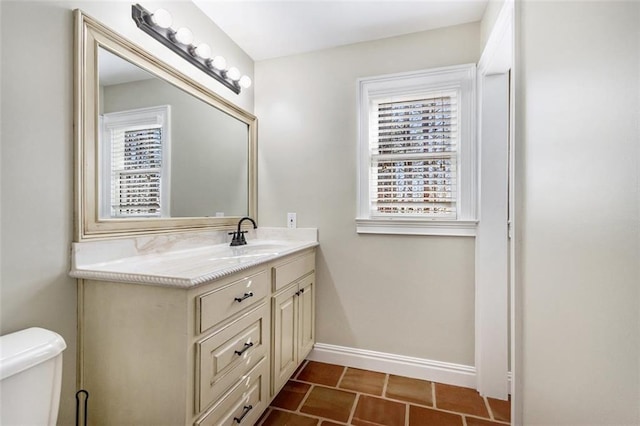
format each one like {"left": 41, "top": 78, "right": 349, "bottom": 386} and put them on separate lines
{"left": 371, "top": 94, "right": 457, "bottom": 218}
{"left": 110, "top": 127, "right": 163, "bottom": 217}
{"left": 357, "top": 64, "right": 476, "bottom": 236}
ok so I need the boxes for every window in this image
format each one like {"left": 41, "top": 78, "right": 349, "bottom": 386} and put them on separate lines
{"left": 100, "top": 105, "right": 171, "bottom": 218}
{"left": 357, "top": 64, "right": 477, "bottom": 236}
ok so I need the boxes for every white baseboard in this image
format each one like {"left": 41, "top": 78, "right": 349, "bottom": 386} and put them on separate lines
{"left": 307, "top": 343, "right": 477, "bottom": 389}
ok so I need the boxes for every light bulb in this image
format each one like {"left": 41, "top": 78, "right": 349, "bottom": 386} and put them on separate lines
{"left": 210, "top": 56, "right": 227, "bottom": 71}
{"left": 239, "top": 75, "right": 252, "bottom": 89}
{"left": 226, "top": 67, "right": 241, "bottom": 81}
{"left": 150, "top": 9, "right": 172, "bottom": 29}
{"left": 174, "top": 27, "right": 193, "bottom": 45}
{"left": 194, "top": 43, "right": 211, "bottom": 59}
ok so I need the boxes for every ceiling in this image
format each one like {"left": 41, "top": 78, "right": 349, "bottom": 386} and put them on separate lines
{"left": 99, "top": 48, "right": 154, "bottom": 86}
{"left": 192, "top": 1, "right": 489, "bottom": 61}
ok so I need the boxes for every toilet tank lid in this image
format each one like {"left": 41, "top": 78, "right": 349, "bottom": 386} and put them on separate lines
{"left": 0, "top": 327, "right": 67, "bottom": 380}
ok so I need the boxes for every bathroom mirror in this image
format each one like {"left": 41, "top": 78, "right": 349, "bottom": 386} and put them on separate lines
{"left": 74, "top": 11, "right": 257, "bottom": 241}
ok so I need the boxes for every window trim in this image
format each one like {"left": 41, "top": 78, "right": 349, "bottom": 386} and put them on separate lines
{"left": 356, "top": 64, "right": 477, "bottom": 236}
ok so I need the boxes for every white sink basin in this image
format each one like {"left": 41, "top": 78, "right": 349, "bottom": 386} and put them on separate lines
{"left": 228, "top": 240, "right": 295, "bottom": 256}
{"left": 166, "top": 240, "right": 296, "bottom": 261}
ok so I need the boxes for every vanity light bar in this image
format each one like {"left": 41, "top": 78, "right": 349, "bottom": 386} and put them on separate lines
{"left": 131, "top": 4, "right": 251, "bottom": 94}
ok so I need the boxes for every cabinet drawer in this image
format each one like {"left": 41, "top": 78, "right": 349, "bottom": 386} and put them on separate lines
{"left": 272, "top": 252, "right": 315, "bottom": 292}
{"left": 198, "top": 270, "right": 269, "bottom": 334}
{"left": 195, "top": 357, "right": 268, "bottom": 426}
{"left": 196, "top": 304, "right": 268, "bottom": 412}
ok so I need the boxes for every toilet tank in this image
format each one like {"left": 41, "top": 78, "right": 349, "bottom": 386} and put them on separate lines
{"left": 0, "top": 327, "right": 67, "bottom": 426}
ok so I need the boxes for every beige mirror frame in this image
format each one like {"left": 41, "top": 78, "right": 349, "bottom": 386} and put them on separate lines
{"left": 73, "top": 10, "right": 257, "bottom": 241}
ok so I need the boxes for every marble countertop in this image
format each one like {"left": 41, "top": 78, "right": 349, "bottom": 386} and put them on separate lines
{"left": 69, "top": 228, "right": 318, "bottom": 288}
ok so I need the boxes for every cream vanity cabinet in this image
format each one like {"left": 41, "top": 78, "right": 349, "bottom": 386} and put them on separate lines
{"left": 78, "top": 248, "right": 315, "bottom": 426}
{"left": 271, "top": 252, "right": 316, "bottom": 396}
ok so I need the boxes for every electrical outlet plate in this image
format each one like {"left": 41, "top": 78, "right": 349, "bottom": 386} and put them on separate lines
{"left": 287, "top": 212, "right": 297, "bottom": 229}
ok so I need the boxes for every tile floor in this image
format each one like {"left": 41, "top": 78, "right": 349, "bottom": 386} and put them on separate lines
{"left": 257, "top": 360, "right": 510, "bottom": 426}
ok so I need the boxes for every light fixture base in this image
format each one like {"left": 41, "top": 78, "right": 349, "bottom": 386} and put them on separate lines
{"left": 131, "top": 3, "right": 241, "bottom": 94}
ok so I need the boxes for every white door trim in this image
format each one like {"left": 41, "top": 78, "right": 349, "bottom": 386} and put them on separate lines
{"left": 475, "top": 0, "right": 516, "bottom": 418}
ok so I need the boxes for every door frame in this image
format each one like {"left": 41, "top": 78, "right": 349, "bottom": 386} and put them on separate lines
{"left": 474, "top": 0, "right": 518, "bottom": 421}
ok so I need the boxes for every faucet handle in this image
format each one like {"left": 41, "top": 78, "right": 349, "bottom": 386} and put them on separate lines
{"left": 229, "top": 230, "right": 248, "bottom": 246}
{"left": 228, "top": 231, "right": 239, "bottom": 245}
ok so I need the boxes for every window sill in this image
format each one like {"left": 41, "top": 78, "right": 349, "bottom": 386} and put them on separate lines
{"left": 355, "top": 218, "right": 477, "bottom": 237}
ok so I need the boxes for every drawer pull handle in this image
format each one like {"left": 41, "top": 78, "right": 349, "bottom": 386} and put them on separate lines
{"left": 233, "top": 404, "right": 253, "bottom": 423}
{"left": 234, "top": 342, "right": 254, "bottom": 356}
{"left": 295, "top": 288, "right": 305, "bottom": 297}
{"left": 234, "top": 292, "right": 254, "bottom": 303}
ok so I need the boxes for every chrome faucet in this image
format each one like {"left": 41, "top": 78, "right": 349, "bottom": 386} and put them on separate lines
{"left": 229, "top": 216, "right": 257, "bottom": 246}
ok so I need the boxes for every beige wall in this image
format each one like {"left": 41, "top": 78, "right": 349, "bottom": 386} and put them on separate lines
{"left": 517, "top": 1, "right": 640, "bottom": 423}
{"left": 255, "top": 23, "right": 480, "bottom": 365}
{"left": 0, "top": 2, "right": 252, "bottom": 424}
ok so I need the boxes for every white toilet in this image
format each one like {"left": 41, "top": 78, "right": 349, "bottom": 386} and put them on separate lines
{"left": 0, "top": 327, "right": 67, "bottom": 426}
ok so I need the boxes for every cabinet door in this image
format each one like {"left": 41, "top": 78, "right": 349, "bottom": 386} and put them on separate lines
{"left": 272, "top": 284, "right": 299, "bottom": 395}
{"left": 297, "top": 274, "right": 315, "bottom": 361}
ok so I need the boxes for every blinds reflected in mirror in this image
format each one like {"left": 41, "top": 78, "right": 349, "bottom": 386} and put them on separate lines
{"left": 100, "top": 105, "right": 171, "bottom": 219}
{"left": 371, "top": 94, "right": 458, "bottom": 217}
{"left": 111, "top": 128, "right": 163, "bottom": 217}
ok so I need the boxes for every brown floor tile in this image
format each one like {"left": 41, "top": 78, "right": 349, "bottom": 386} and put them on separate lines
{"left": 269, "top": 361, "right": 505, "bottom": 426}
{"left": 408, "top": 405, "right": 463, "bottom": 426}
{"left": 339, "top": 368, "right": 386, "bottom": 396}
{"left": 300, "top": 386, "right": 356, "bottom": 423}
{"left": 385, "top": 375, "right": 433, "bottom": 406}
{"left": 352, "top": 395, "right": 406, "bottom": 426}
{"left": 256, "top": 407, "right": 272, "bottom": 425}
{"left": 465, "top": 417, "right": 508, "bottom": 426}
{"left": 271, "top": 380, "right": 312, "bottom": 411}
{"left": 297, "top": 361, "right": 345, "bottom": 387}
{"left": 435, "top": 384, "right": 489, "bottom": 418}
{"left": 261, "top": 409, "right": 319, "bottom": 426}
{"left": 487, "top": 397, "right": 511, "bottom": 422}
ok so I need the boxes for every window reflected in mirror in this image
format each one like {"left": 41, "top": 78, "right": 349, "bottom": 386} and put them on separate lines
{"left": 100, "top": 105, "right": 169, "bottom": 218}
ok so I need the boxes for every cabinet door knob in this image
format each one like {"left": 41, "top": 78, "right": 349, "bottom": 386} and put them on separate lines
{"left": 233, "top": 404, "right": 253, "bottom": 423}
{"left": 234, "top": 292, "right": 254, "bottom": 302}
{"left": 234, "top": 342, "right": 254, "bottom": 356}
